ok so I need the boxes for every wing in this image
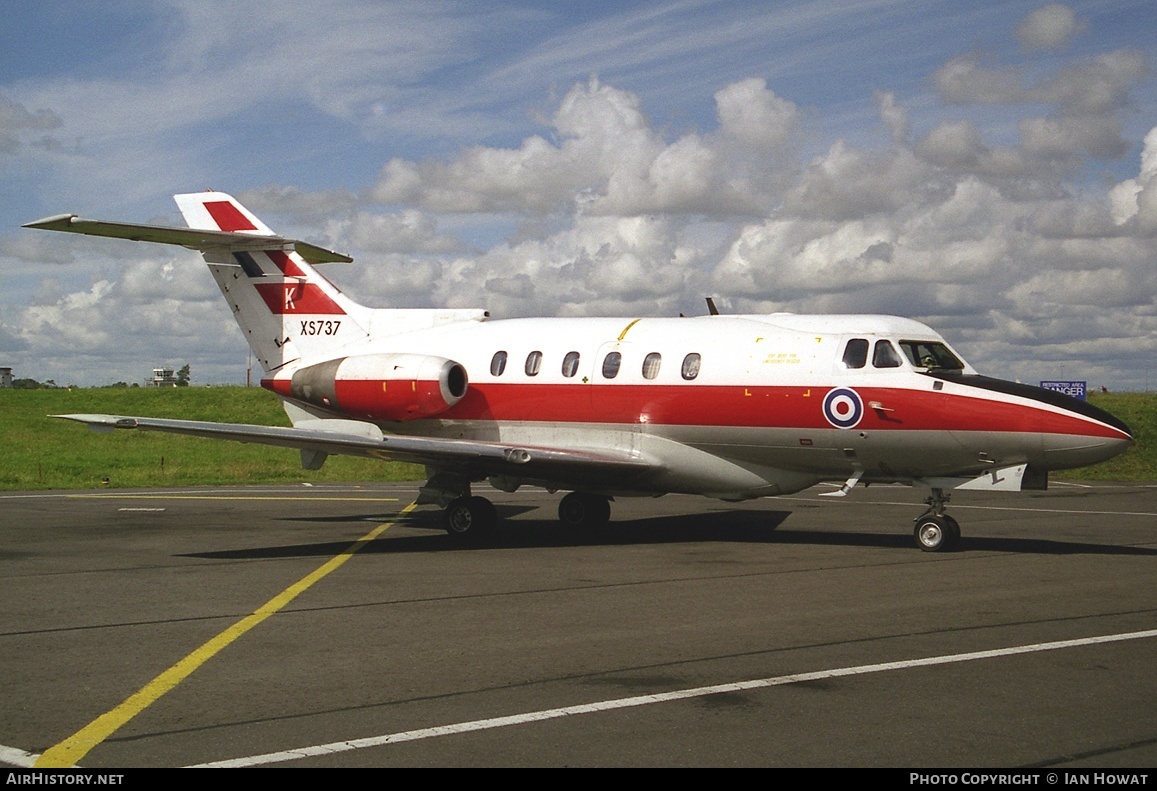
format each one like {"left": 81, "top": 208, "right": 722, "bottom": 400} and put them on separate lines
{"left": 21, "top": 215, "right": 352, "bottom": 265}
{"left": 53, "top": 413, "right": 656, "bottom": 485}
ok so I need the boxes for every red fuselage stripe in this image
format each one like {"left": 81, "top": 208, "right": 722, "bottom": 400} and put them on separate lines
{"left": 266, "top": 378, "right": 1125, "bottom": 438}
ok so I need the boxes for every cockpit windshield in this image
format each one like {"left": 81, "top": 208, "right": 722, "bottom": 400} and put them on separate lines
{"left": 900, "top": 341, "right": 964, "bottom": 370}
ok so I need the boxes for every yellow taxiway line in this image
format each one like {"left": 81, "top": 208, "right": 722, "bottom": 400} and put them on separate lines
{"left": 68, "top": 494, "right": 400, "bottom": 502}
{"left": 34, "top": 501, "right": 417, "bottom": 768}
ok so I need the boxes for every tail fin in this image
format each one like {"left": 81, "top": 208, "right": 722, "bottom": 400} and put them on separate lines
{"left": 24, "top": 191, "right": 491, "bottom": 381}
{"left": 174, "top": 192, "right": 372, "bottom": 373}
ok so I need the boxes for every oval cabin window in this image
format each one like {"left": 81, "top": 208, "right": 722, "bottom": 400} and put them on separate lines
{"left": 561, "top": 351, "right": 580, "bottom": 378}
{"left": 602, "top": 351, "right": 622, "bottom": 379}
{"left": 525, "top": 351, "right": 542, "bottom": 376}
{"left": 490, "top": 351, "right": 507, "bottom": 376}
{"left": 642, "top": 352, "right": 662, "bottom": 380}
{"left": 681, "top": 353, "right": 701, "bottom": 380}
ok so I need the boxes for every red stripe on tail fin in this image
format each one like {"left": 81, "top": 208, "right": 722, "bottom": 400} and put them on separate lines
{"left": 204, "top": 201, "right": 258, "bottom": 231}
{"left": 266, "top": 250, "right": 307, "bottom": 278}
{"left": 253, "top": 282, "right": 345, "bottom": 314}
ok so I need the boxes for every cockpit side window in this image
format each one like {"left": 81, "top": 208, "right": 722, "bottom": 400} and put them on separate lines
{"left": 900, "top": 341, "right": 964, "bottom": 370}
{"left": 842, "top": 339, "right": 869, "bottom": 369}
{"left": 872, "top": 340, "right": 902, "bottom": 368}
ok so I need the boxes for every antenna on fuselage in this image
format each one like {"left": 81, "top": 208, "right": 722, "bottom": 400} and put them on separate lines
{"left": 705, "top": 297, "right": 720, "bottom": 316}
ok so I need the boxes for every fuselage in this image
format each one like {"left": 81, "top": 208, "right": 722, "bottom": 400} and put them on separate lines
{"left": 264, "top": 311, "right": 1134, "bottom": 500}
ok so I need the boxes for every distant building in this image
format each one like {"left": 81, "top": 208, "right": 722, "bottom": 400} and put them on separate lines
{"left": 151, "top": 367, "right": 179, "bottom": 387}
{"left": 0, "top": 367, "right": 12, "bottom": 388}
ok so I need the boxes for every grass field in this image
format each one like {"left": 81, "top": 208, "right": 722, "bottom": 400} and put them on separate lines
{"left": 0, "top": 387, "right": 421, "bottom": 490}
{"left": 1060, "top": 391, "right": 1154, "bottom": 480}
{"left": 0, "top": 387, "right": 1151, "bottom": 490}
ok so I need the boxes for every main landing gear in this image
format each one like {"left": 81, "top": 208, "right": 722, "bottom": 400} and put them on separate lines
{"left": 557, "top": 491, "right": 612, "bottom": 530}
{"left": 442, "top": 495, "right": 498, "bottom": 543}
{"left": 439, "top": 490, "right": 613, "bottom": 544}
{"left": 913, "top": 488, "right": 960, "bottom": 552}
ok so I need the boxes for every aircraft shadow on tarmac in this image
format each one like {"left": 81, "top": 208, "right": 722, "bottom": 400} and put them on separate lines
{"left": 177, "top": 505, "right": 1157, "bottom": 560}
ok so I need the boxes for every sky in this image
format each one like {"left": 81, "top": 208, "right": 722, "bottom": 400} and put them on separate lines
{"left": 0, "top": 0, "right": 1155, "bottom": 389}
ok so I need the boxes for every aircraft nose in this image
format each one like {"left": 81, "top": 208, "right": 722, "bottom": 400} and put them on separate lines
{"left": 1041, "top": 401, "right": 1133, "bottom": 469}
{"left": 940, "top": 374, "right": 1134, "bottom": 472}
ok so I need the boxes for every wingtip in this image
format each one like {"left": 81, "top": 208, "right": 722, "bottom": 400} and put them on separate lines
{"left": 50, "top": 413, "right": 123, "bottom": 424}
{"left": 23, "top": 214, "right": 78, "bottom": 230}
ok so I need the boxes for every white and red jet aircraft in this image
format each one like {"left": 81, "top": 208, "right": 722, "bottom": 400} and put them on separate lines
{"left": 26, "top": 192, "right": 1133, "bottom": 551}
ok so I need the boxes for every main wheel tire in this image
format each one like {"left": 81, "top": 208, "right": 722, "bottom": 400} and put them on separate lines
{"left": 443, "top": 495, "right": 497, "bottom": 543}
{"left": 942, "top": 514, "right": 961, "bottom": 550}
{"left": 914, "top": 515, "right": 956, "bottom": 552}
{"left": 558, "top": 492, "right": 611, "bottom": 529}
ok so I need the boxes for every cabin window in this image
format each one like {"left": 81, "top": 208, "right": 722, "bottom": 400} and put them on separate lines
{"left": 602, "top": 351, "right": 622, "bottom": 379}
{"left": 681, "top": 353, "right": 701, "bottom": 380}
{"left": 525, "top": 351, "right": 542, "bottom": 376}
{"left": 842, "top": 339, "right": 869, "bottom": 369}
{"left": 872, "top": 340, "right": 902, "bottom": 368}
{"left": 900, "top": 341, "right": 964, "bottom": 370}
{"left": 642, "top": 352, "right": 662, "bottom": 380}
{"left": 490, "top": 351, "right": 507, "bottom": 377}
{"left": 561, "top": 351, "right": 580, "bottom": 378}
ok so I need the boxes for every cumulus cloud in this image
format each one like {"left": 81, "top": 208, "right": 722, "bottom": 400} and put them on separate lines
{"left": 1042, "top": 48, "right": 1148, "bottom": 115}
{"left": 1017, "top": 4, "right": 1084, "bottom": 51}
{"left": 714, "top": 78, "right": 801, "bottom": 151}
{"left": 0, "top": 322, "right": 30, "bottom": 352}
{"left": 783, "top": 143, "right": 946, "bottom": 221}
{"left": 933, "top": 55, "right": 1028, "bottom": 105}
{"left": 933, "top": 46, "right": 1147, "bottom": 118}
{"left": 368, "top": 76, "right": 801, "bottom": 219}
{"left": 874, "top": 91, "right": 909, "bottom": 144}
{"left": 430, "top": 214, "right": 704, "bottom": 318}
{"left": 1018, "top": 114, "right": 1128, "bottom": 160}
{"left": 0, "top": 92, "right": 61, "bottom": 154}
{"left": 1109, "top": 126, "right": 1157, "bottom": 234}
{"left": 921, "top": 44, "right": 1147, "bottom": 190}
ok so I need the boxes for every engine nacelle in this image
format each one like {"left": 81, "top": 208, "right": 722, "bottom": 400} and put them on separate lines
{"left": 264, "top": 353, "right": 468, "bottom": 422}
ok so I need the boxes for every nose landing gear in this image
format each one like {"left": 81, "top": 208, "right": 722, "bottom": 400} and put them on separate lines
{"left": 913, "top": 488, "right": 960, "bottom": 552}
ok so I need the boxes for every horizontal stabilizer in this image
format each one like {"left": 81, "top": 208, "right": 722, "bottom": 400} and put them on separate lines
{"left": 22, "top": 215, "right": 352, "bottom": 265}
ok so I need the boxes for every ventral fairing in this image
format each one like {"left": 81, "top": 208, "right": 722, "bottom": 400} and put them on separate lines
{"left": 25, "top": 192, "right": 1133, "bottom": 551}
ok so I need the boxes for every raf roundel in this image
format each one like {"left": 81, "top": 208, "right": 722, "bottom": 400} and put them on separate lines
{"left": 823, "top": 387, "right": 863, "bottom": 429}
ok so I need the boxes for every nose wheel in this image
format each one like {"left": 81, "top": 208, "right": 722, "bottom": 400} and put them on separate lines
{"left": 914, "top": 514, "right": 960, "bottom": 552}
{"left": 913, "top": 488, "right": 961, "bottom": 552}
